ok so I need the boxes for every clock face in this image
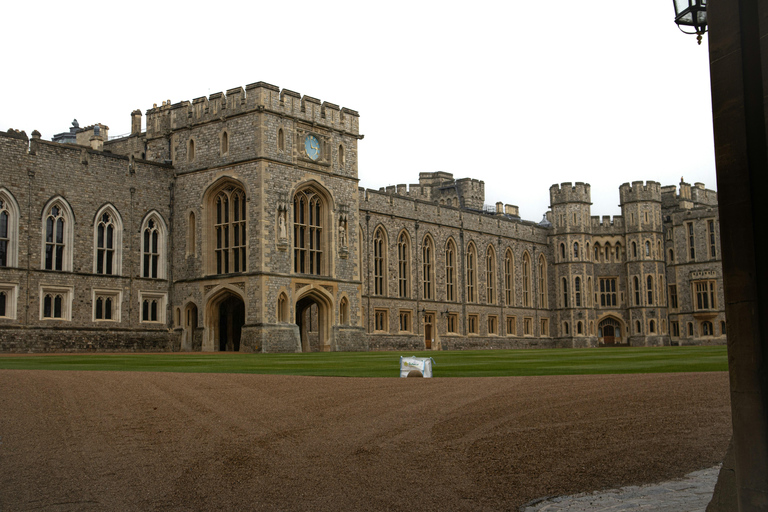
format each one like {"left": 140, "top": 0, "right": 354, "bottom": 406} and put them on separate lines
{"left": 304, "top": 134, "right": 320, "bottom": 161}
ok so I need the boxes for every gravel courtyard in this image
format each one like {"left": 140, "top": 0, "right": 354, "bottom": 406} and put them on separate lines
{"left": 0, "top": 370, "right": 730, "bottom": 511}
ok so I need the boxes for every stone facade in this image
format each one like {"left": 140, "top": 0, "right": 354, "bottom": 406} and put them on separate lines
{"left": 0, "top": 82, "right": 725, "bottom": 352}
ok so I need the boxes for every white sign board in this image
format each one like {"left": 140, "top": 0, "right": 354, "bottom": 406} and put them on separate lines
{"left": 400, "top": 356, "right": 435, "bottom": 378}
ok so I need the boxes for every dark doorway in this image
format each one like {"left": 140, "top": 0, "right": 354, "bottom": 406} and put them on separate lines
{"left": 218, "top": 296, "right": 245, "bottom": 352}
{"left": 183, "top": 303, "right": 198, "bottom": 351}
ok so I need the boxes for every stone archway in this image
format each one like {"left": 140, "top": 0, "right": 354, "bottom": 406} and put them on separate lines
{"left": 598, "top": 316, "right": 624, "bottom": 346}
{"left": 294, "top": 287, "right": 333, "bottom": 352}
{"left": 204, "top": 288, "right": 246, "bottom": 352}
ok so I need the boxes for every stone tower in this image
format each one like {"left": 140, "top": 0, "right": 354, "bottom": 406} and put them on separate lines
{"left": 549, "top": 182, "right": 596, "bottom": 346}
{"left": 619, "top": 181, "right": 668, "bottom": 345}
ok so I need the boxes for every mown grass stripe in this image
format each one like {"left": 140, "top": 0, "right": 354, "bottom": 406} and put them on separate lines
{"left": 0, "top": 346, "right": 727, "bottom": 377}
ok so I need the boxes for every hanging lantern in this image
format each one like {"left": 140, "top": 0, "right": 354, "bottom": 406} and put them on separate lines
{"left": 673, "top": 0, "right": 708, "bottom": 45}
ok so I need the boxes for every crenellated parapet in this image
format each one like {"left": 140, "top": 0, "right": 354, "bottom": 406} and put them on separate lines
{"left": 661, "top": 181, "right": 717, "bottom": 209}
{"left": 590, "top": 215, "right": 625, "bottom": 233}
{"left": 619, "top": 181, "right": 662, "bottom": 204}
{"left": 549, "top": 182, "right": 591, "bottom": 206}
{"left": 145, "top": 81, "right": 360, "bottom": 139}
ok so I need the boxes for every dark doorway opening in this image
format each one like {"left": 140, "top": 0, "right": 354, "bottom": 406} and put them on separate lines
{"left": 218, "top": 295, "right": 245, "bottom": 352}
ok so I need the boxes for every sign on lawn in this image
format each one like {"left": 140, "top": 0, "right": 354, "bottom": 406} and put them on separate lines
{"left": 400, "top": 356, "right": 435, "bottom": 378}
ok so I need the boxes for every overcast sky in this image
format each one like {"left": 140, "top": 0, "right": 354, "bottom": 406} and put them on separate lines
{"left": 2, "top": 1, "right": 715, "bottom": 222}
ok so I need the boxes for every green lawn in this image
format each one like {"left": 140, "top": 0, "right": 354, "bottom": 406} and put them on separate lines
{"left": 0, "top": 346, "right": 727, "bottom": 377}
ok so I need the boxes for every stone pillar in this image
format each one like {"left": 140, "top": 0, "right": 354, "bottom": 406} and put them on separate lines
{"left": 131, "top": 109, "right": 142, "bottom": 135}
{"left": 708, "top": 0, "right": 768, "bottom": 509}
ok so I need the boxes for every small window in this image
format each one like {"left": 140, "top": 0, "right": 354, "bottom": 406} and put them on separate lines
{"left": 339, "top": 297, "right": 349, "bottom": 325}
{"left": 488, "top": 315, "right": 498, "bottom": 335}
{"left": 702, "top": 321, "right": 714, "bottom": 336}
{"left": 636, "top": 320, "right": 642, "bottom": 334}
{"left": 540, "top": 318, "right": 549, "bottom": 336}
{"left": 506, "top": 316, "right": 517, "bottom": 336}
{"left": 669, "top": 249, "right": 674, "bottom": 262}
{"left": 688, "top": 322, "right": 694, "bottom": 336}
{"left": 671, "top": 321, "right": 680, "bottom": 337}
{"left": 669, "top": 285, "right": 678, "bottom": 309}
{"left": 278, "top": 128, "right": 285, "bottom": 151}
{"left": 399, "top": 310, "right": 412, "bottom": 333}
{"left": 140, "top": 292, "right": 166, "bottom": 323}
{"left": 221, "top": 131, "right": 229, "bottom": 155}
{"left": 447, "top": 313, "right": 459, "bottom": 334}
{"left": 467, "top": 314, "right": 478, "bottom": 335}
{"left": 0, "top": 283, "right": 18, "bottom": 319}
{"left": 188, "top": 138, "right": 195, "bottom": 162}
{"left": 632, "top": 242, "right": 637, "bottom": 258}
{"left": 576, "top": 321, "right": 583, "bottom": 335}
{"left": 40, "top": 285, "right": 73, "bottom": 321}
{"left": 374, "top": 309, "right": 388, "bottom": 332}
{"left": 93, "top": 289, "right": 121, "bottom": 322}
{"left": 649, "top": 319, "right": 656, "bottom": 333}
{"left": 278, "top": 293, "right": 289, "bottom": 323}
{"left": 338, "top": 145, "right": 345, "bottom": 167}
{"left": 523, "top": 317, "right": 533, "bottom": 336}
{"left": 721, "top": 321, "right": 726, "bottom": 335}
{"left": 563, "top": 321, "right": 570, "bottom": 335}
{"left": 573, "top": 242, "right": 579, "bottom": 259}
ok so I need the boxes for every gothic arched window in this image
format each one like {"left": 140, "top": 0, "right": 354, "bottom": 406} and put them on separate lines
{"left": 94, "top": 205, "right": 123, "bottom": 275}
{"left": 446, "top": 239, "right": 457, "bottom": 302}
{"left": 486, "top": 246, "right": 496, "bottom": 304}
{"left": 398, "top": 232, "right": 410, "bottom": 298}
{"left": 213, "top": 186, "right": 247, "bottom": 274}
{"left": 422, "top": 235, "right": 435, "bottom": 301}
{"left": 466, "top": 242, "right": 477, "bottom": 303}
{"left": 141, "top": 213, "right": 167, "bottom": 279}
{"left": 42, "top": 198, "right": 74, "bottom": 272}
{"left": 522, "top": 252, "right": 531, "bottom": 307}
{"left": 293, "top": 188, "right": 326, "bottom": 276}
{"left": 504, "top": 249, "right": 514, "bottom": 306}
{"left": 373, "top": 227, "right": 386, "bottom": 296}
{"left": 0, "top": 189, "right": 19, "bottom": 268}
{"left": 538, "top": 254, "right": 547, "bottom": 308}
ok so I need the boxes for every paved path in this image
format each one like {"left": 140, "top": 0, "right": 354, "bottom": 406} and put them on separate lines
{"left": 521, "top": 466, "right": 720, "bottom": 512}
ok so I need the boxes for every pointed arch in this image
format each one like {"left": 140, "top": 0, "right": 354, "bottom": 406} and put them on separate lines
{"left": 538, "top": 254, "right": 547, "bottom": 308}
{"left": 41, "top": 196, "right": 75, "bottom": 272}
{"left": 204, "top": 177, "right": 248, "bottom": 276}
{"left": 140, "top": 211, "right": 167, "bottom": 279}
{"left": 504, "top": 248, "right": 515, "bottom": 306}
{"left": 278, "top": 128, "right": 285, "bottom": 151}
{"left": 0, "top": 188, "right": 20, "bottom": 267}
{"left": 93, "top": 203, "right": 123, "bottom": 275}
{"left": 293, "top": 181, "right": 333, "bottom": 276}
{"left": 397, "top": 229, "right": 411, "bottom": 298}
{"left": 445, "top": 237, "right": 457, "bottom": 302}
{"left": 294, "top": 285, "right": 335, "bottom": 352}
{"left": 373, "top": 225, "right": 387, "bottom": 296}
{"left": 485, "top": 244, "right": 496, "bottom": 304}
{"left": 220, "top": 130, "right": 229, "bottom": 155}
{"left": 203, "top": 284, "right": 246, "bottom": 352}
{"left": 277, "top": 291, "right": 289, "bottom": 323}
{"left": 422, "top": 234, "right": 435, "bottom": 301}
{"left": 339, "top": 295, "right": 349, "bottom": 325}
{"left": 188, "top": 138, "right": 195, "bottom": 162}
{"left": 187, "top": 210, "right": 196, "bottom": 257}
{"left": 466, "top": 241, "right": 478, "bottom": 303}
{"left": 522, "top": 251, "right": 532, "bottom": 307}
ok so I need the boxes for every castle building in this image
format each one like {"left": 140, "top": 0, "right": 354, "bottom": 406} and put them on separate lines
{"left": 0, "top": 82, "right": 725, "bottom": 352}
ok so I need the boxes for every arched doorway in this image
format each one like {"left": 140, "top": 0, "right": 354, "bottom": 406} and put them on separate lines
{"left": 204, "top": 288, "right": 246, "bottom": 352}
{"left": 598, "top": 316, "right": 624, "bottom": 346}
{"left": 219, "top": 296, "right": 245, "bottom": 351}
{"left": 182, "top": 302, "right": 198, "bottom": 351}
{"left": 294, "top": 287, "right": 333, "bottom": 352}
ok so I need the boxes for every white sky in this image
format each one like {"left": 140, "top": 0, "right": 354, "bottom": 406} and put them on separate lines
{"left": 2, "top": 1, "right": 715, "bottom": 222}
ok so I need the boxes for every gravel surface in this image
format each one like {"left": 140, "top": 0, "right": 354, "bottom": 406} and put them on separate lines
{"left": 0, "top": 371, "right": 730, "bottom": 511}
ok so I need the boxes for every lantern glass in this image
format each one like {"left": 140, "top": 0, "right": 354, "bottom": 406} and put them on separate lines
{"left": 673, "top": 0, "right": 706, "bottom": 28}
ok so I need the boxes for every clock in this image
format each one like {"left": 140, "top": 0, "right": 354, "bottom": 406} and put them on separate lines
{"left": 304, "top": 134, "right": 320, "bottom": 161}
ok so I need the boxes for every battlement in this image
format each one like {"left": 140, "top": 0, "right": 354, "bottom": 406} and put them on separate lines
{"left": 660, "top": 180, "right": 717, "bottom": 209}
{"left": 549, "top": 182, "right": 591, "bottom": 206}
{"left": 379, "top": 183, "right": 432, "bottom": 200}
{"left": 591, "top": 215, "right": 625, "bottom": 231}
{"left": 144, "top": 81, "right": 360, "bottom": 138}
{"left": 619, "top": 181, "right": 661, "bottom": 204}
